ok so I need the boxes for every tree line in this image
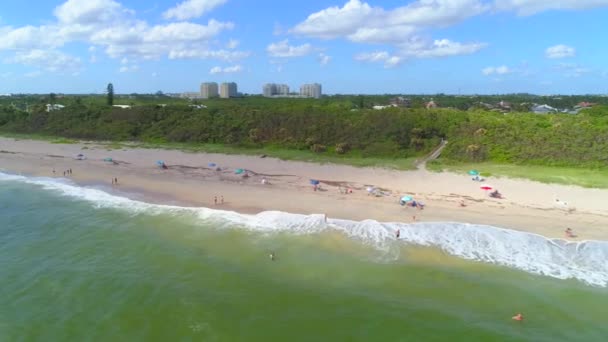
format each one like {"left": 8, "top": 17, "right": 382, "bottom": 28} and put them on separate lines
{"left": 0, "top": 96, "right": 607, "bottom": 168}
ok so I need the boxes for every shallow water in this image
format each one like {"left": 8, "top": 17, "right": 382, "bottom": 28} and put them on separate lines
{"left": 1, "top": 173, "right": 607, "bottom": 341}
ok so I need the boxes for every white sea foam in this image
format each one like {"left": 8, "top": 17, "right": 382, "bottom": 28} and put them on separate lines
{"left": 2, "top": 172, "right": 608, "bottom": 287}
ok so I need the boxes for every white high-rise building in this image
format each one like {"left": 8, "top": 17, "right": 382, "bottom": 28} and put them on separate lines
{"left": 300, "top": 83, "right": 322, "bottom": 99}
{"left": 263, "top": 83, "right": 290, "bottom": 97}
{"left": 200, "top": 82, "right": 218, "bottom": 98}
{"left": 220, "top": 82, "right": 238, "bottom": 98}
{"left": 277, "top": 84, "right": 290, "bottom": 95}
{"left": 263, "top": 83, "right": 277, "bottom": 97}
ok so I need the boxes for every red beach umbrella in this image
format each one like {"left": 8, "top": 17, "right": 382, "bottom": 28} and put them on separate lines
{"left": 480, "top": 184, "right": 493, "bottom": 191}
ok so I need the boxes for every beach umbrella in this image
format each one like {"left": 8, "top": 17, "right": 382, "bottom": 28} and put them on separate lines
{"left": 400, "top": 196, "right": 413, "bottom": 202}
{"left": 366, "top": 187, "right": 374, "bottom": 193}
{"left": 235, "top": 168, "right": 245, "bottom": 174}
{"left": 208, "top": 163, "right": 216, "bottom": 167}
{"left": 468, "top": 170, "right": 479, "bottom": 176}
{"left": 480, "top": 184, "right": 493, "bottom": 191}
{"left": 104, "top": 157, "right": 113, "bottom": 162}
{"left": 310, "top": 179, "right": 320, "bottom": 185}
{"left": 156, "top": 160, "right": 165, "bottom": 166}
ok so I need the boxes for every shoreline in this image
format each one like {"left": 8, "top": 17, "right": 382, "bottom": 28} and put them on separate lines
{"left": 2, "top": 137, "right": 608, "bottom": 240}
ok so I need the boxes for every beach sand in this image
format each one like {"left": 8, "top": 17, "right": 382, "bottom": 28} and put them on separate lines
{"left": 1, "top": 137, "right": 607, "bottom": 240}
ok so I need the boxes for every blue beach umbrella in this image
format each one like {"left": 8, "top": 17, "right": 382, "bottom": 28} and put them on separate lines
{"left": 235, "top": 168, "right": 245, "bottom": 174}
{"left": 468, "top": 170, "right": 479, "bottom": 176}
{"left": 156, "top": 160, "right": 165, "bottom": 166}
{"left": 310, "top": 179, "right": 320, "bottom": 185}
{"left": 208, "top": 163, "right": 216, "bottom": 167}
{"left": 400, "top": 196, "right": 413, "bottom": 202}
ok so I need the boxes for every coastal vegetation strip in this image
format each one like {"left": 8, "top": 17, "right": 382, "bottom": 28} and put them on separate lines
{"left": 428, "top": 160, "right": 608, "bottom": 189}
{"left": 1, "top": 94, "right": 607, "bottom": 185}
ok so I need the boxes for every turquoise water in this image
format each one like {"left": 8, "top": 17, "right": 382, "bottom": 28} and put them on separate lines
{"left": 1, "top": 173, "right": 608, "bottom": 341}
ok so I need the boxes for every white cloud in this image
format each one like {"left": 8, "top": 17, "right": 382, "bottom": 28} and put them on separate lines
{"left": 168, "top": 49, "right": 249, "bottom": 61}
{"left": 545, "top": 44, "right": 575, "bottom": 59}
{"left": 209, "top": 64, "right": 243, "bottom": 74}
{"left": 495, "top": 0, "right": 608, "bottom": 16}
{"left": 9, "top": 49, "right": 82, "bottom": 72}
{"left": 291, "top": 0, "right": 487, "bottom": 43}
{"left": 554, "top": 63, "right": 591, "bottom": 77}
{"left": 267, "top": 39, "right": 314, "bottom": 57}
{"left": 400, "top": 38, "right": 486, "bottom": 58}
{"left": 0, "top": 0, "right": 248, "bottom": 69}
{"left": 355, "top": 51, "right": 402, "bottom": 68}
{"left": 226, "top": 39, "right": 239, "bottom": 49}
{"left": 119, "top": 64, "right": 138, "bottom": 72}
{"left": 163, "top": 0, "right": 228, "bottom": 20}
{"left": 318, "top": 53, "right": 331, "bottom": 66}
{"left": 290, "top": 0, "right": 488, "bottom": 64}
{"left": 482, "top": 65, "right": 512, "bottom": 75}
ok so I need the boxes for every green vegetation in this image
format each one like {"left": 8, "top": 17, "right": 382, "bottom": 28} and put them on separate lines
{"left": 0, "top": 93, "right": 607, "bottom": 183}
{"left": 50, "top": 138, "right": 77, "bottom": 144}
{"left": 428, "top": 160, "right": 608, "bottom": 188}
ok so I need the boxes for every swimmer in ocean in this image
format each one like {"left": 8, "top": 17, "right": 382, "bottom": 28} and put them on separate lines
{"left": 512, "top": 313, "right": 523, "bottom": 321}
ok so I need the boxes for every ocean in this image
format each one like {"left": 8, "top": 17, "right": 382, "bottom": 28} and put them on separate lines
{"left": 1, "top": 172, "right": 607, "bottom": 341}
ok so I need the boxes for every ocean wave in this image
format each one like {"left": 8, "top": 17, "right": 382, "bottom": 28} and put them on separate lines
{"left": 2, "top": 171, "right": 608, "bottom": 287}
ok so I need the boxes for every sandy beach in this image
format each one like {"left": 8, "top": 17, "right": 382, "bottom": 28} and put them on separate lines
{"left": 1, "top": 136, "right": 607, "bottom": 240}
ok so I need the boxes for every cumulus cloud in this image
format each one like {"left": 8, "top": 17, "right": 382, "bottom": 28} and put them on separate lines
{"left": 554, "top": 62, "right": 591, "bottom": 77}
{"left": 290, "top": 0, "right": 488, "bottom": 65}
{"left": 482, "top": 65, "right": 512, "bottom": 75}
{"left": 163, "top": 0, "right": 228, "bottom": 20}
{"left": 209, "top": 64, "right": 243, "bottom": 74}
{"left": 495, "top": 0, "right": 608, "bottom": 16}
{"left": 0, "top": 0, "right": 249, "bottom": 70}
{"left": 8, "top": 49, "right": 82, "bottom": 72}
{"left": 226, "top": 39, "right": 239, "bottom": 49}
{"left": 267, "top": 39, "right": 314, "bottom": 57}
{"left": 355, "top": 51, "right": 402, "bottom": 68}
{"left": 318, "top": 53, "right": 331, "bottom": 66}
{"left": 545, "top": 44, "right": 576, "bottom": 59}
{"left": 291, "top": 0, "right": 488, "bottom": 43}
{"left": 119, "top": 64, "right": 139, "bottom": 72}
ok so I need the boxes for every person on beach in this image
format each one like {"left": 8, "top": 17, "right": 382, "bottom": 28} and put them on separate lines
{"left": 459, "top": 200, "right": 467, "bottom": 207}
{"left": 512, "top": 313, "right": 523, "bottom": 321}
{"left": 52, "top": 168, "right": 56, "bottom": 175}
{"left": 114, "top": 178, "right": 118, "bottom": 185}
{"left": 262, "top": 177, "right": 267, "bottom": 185}
{"left": 220, "top": 196, "right": 224, "bottom": 204}
{"left": 269, "top": 252, "right": 275, "bottom": 261}
{"left": 396, "top": 230, "right": 400, "bottom": 238}
{"left": 214, "top": 196, "right": 217, "bottom": 205}
{"left": 565, "top": 228, "right": 576, "bottom": 238}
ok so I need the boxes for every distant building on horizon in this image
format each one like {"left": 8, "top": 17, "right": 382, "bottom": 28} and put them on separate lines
{"left": 300, "top": 83, "right": 322, "bottom": 99}
{"left": 263, "top": 83, "right": 290, "bottom": 97}
{"left": 200, "top": 82, "right": 218, "bottom": 99}
{"left": 220, "top": 82, "right": 238, "bottom": 98}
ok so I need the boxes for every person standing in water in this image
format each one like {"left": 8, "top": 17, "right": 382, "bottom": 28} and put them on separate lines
{"left": 269, "top": 252, "right": 275, "bottom": 261}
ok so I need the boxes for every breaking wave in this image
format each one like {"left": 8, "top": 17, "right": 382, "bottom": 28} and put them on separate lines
{"left": 2, "top": 171, "right": 608, "bottom": 287}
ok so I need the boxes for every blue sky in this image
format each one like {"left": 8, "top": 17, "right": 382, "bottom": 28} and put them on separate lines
{"left": 1, "top": 0, "right": 607, "bottom": 95}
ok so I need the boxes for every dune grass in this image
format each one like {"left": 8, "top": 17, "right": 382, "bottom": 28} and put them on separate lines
{"left": 427, "top": 160, "right": 608, "bottom": 189}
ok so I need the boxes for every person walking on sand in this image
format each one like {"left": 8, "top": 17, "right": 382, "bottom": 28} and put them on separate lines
{"left": 214, "top": 196, "right": 217, "bottom": 205}
{"left": 220, "top": 196, "right": 224, "bottom": 204}
{"left": 114, "top": 177, "right": 118, "bottom": 185}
